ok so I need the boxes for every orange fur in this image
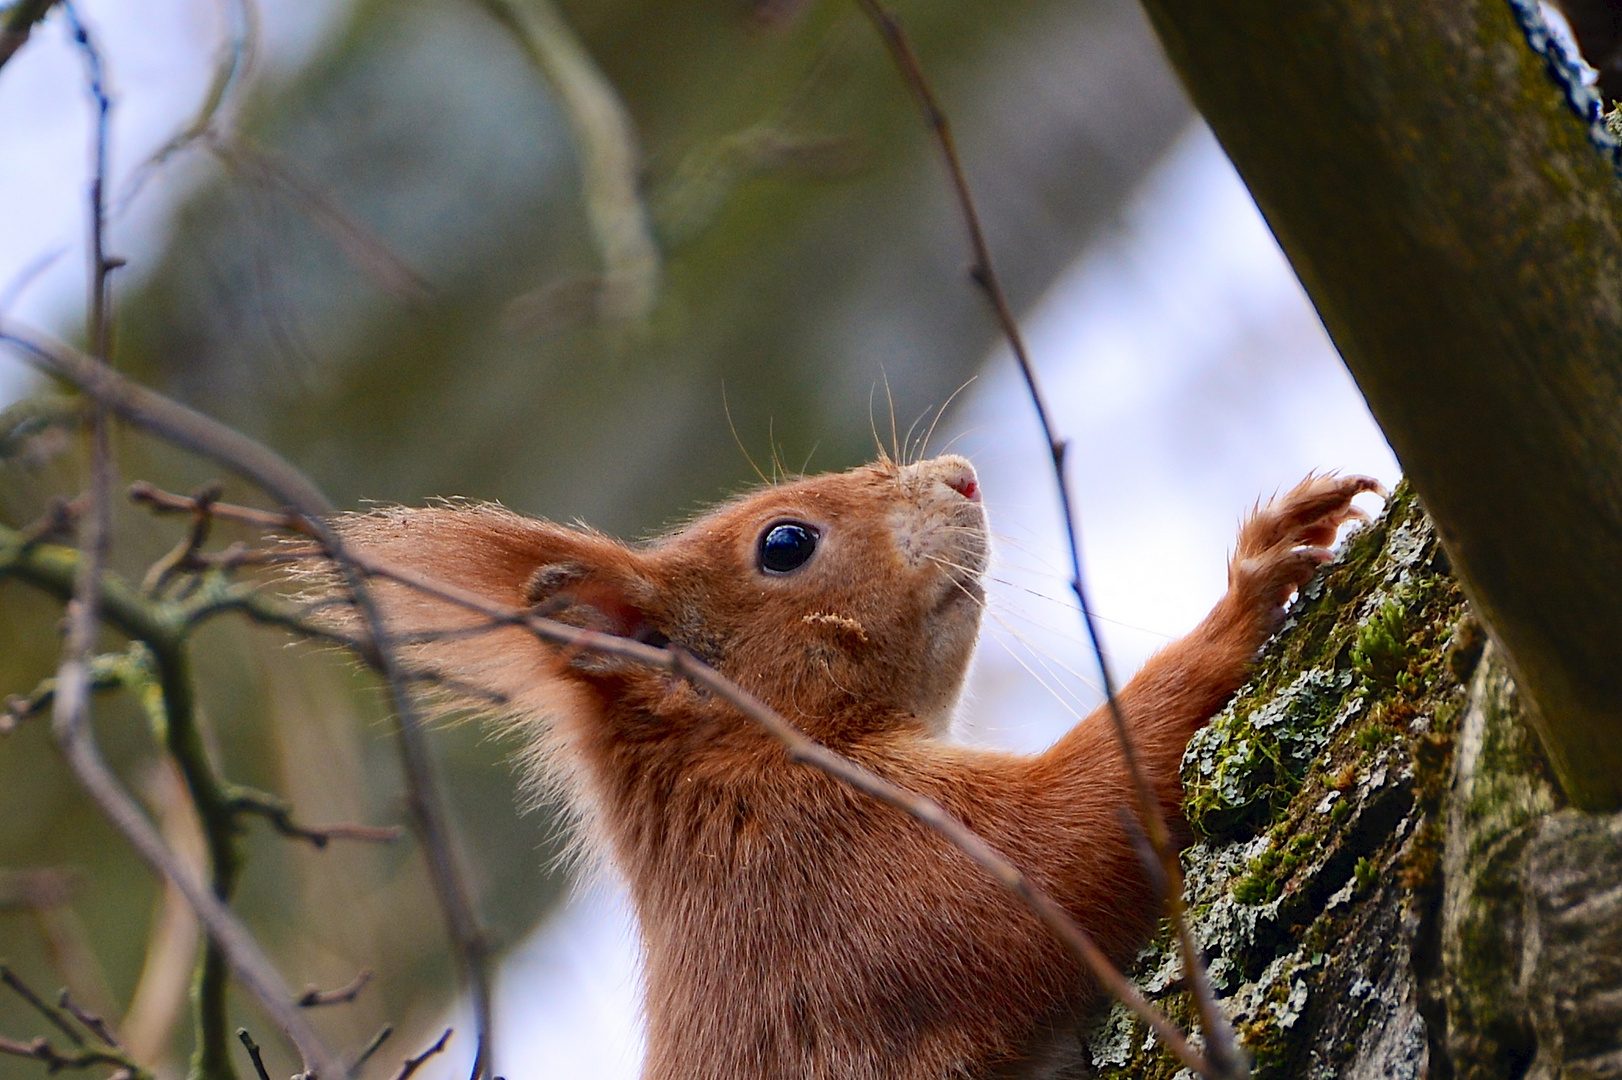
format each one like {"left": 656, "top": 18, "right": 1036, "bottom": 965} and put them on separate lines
{"left": 327, "top": 457, "right": 1377, "bottom": 1079}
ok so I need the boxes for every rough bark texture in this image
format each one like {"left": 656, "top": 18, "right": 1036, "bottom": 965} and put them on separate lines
{"left": 1135, "top": 0, "right": 1622, "bottom": 810}
{"left": 1079, "top": 493, "right": 1622, "bottom": 1078}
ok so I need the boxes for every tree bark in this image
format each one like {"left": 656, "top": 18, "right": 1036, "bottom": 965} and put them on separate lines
{"left": 1085, "top": 491, "right": 1622, "bottom": 1078}
{"left": 1135, "top": 0, "right": 1622, "bottom": 810}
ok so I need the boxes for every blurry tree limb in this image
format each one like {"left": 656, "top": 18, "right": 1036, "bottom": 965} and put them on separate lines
{"left": 389, "top": 1027, "right": 450, "bottom": 1080}
{"left": 0, "top": 325, "right": 497, "bottom": 1080}
{"left": 475, "top": 0, "right": 660, "bottom": 324}
{"left": 295, "top": 970, "right": 371, "bottom": 1009}
{"left": 122, "top": 763, "right": 206, "bottom": 1070}
{"left": 0, "top": 871, "right": 117, "bottom": 1017}
{"left": 143, "top": 0, "right": 258, "bottom": 169}
{"left": 0, "top": 0, "right": 54, "bottom": 72}
{"left": 208, "top": 137, "right": 432, "bottom": 306}
{"left": 1138, "top": 0, "right": 1622, "bottom": 810}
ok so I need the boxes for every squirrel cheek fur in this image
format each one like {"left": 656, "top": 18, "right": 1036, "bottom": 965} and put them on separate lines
{"left": 332, "top": 457, "right": 1379, "bottom": 1080}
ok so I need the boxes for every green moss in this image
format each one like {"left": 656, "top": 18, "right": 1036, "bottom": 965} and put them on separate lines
{"left": 1089, "top": 485, "right": 1474, "bottom": 1077}
{"left": 1183, "top": 666, "right": 1357, "bottom": 838}
{"left": 1351, "top": 598, "right": 1412, "bottom": 683}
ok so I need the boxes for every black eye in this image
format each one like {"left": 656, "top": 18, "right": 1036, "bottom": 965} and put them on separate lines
{"left": 759, "top": 521, "right": 819, "bottom": 574}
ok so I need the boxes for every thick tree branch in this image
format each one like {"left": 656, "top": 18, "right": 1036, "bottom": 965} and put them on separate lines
{"left": 1137, "top": 0, "right": 1622, "bottom": 810}
{"left": 0, "top": 0, "right": 55, "bottom": 72}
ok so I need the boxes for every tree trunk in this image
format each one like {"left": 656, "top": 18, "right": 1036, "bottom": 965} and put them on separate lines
{"left": 1082, "top": 492, "right": 1622, "bottom": 1078}
{"left": 1134, "top": 0, "right": 1622, "bottom": 811}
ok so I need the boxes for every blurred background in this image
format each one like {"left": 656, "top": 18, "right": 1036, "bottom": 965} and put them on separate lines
{"left": 0, "top": 0, "right": 1396, "bottom": 1076}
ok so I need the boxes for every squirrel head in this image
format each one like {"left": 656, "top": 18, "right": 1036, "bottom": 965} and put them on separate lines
{"left": 326, "top": 454, "right": 989, "bottom": 749}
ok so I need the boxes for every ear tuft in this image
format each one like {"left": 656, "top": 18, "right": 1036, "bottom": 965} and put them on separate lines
{"left": 525, "top": 562, "right": 589, "bottom": 606}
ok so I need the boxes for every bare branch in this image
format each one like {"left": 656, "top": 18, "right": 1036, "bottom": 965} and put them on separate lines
{"left": 853, "top": 3, "right": 1243, "bottom": 1074}
{"left": 297, "top": 970, "right": 373, "bottom": 1009}
{"left": 1, "top": 966, "right": 86, "bottom": 1047}
{"left": 0, "top": 1033, "right": 141, "bottom": 1076}
{"left": 57, "top": 991, "right": 120, "bottom": 1049}
{"left": 391, "top": 1029, "right": 451, "bottom": 1080}
{"left": 474, "top": 0, "right": 659, "bottom": 324}
{"left": 229, "top": 791, "right": 403, "bottom": 849}
{"left": 347, "top": 1024, "right": 392, "bottom": 1076}
{"left": 140, "top": 482, "right": 223, "bottom": 595}
{"left": 236, "top": 1029, "right": 272, "bottom": 1080}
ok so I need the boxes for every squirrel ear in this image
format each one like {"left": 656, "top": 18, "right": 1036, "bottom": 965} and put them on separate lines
{"left": 524, "top": 561, "right": 668, "bottom": 649}
{"left": 320, "top": 503, "right": 659, "bottom": 696}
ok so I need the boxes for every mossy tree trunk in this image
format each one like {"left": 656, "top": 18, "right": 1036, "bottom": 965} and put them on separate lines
{"left": 1083, "top": 493, "right": 1622, "bottom": 1077}
{"left": 1135, "top": 0, "right": 1622, "bottom": 812}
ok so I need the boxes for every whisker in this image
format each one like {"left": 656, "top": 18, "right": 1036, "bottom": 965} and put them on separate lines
{"left": 918, "top": 377, "right": 977, "bottom": 461}
{"left": 722, "top": 383, "right": 771, "bottom": 486}
{"left": 882, "top": 368, "right": 900, "bottom": 465}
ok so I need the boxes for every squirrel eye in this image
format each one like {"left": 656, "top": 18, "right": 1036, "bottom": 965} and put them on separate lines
{"left": 758, "top": 521, "right": 819, "bottom": 575}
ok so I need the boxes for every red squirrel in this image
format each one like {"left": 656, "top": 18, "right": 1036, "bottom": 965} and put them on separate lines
{"left": 331, "top": 455, "right": 1377, "bottom": 1079}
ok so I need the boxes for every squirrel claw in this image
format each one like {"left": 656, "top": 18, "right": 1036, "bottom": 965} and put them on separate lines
{"left": 1229, "top": 473, "right": 1381, "bottom": 627}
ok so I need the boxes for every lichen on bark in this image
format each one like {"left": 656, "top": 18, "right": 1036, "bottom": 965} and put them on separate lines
{"left": 1085, "top": 486, "right": 1476, "bottom": 1078}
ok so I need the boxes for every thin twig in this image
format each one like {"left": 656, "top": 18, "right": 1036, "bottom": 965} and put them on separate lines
{"left": 853, "top": 3, "right": 1243, "bottom": 1075}
{"left": 236, "top": 1029, "right": 272, "bottom": 1080}
{"left": 35, "top": 9, "right": 137, "bottom": 1077}
{"left": 141, "top": 481, "right": 223, "bottom": 594}
{"left": 57, "top": 990, "right": 120, "bottom": 1049}
{"left": 0, "top": 1033, "right": 142, "bottom": 1076}
{"left": 230, "top": 792, "right": 403, "bottom": 848}
{"left": 391, "top": 1029, "right": 451, "bottom": 1080}
{"left": 0, "top": 966, "right": 85, "bottom": 1047}
{"left": 347, "top": 1024, "right": 392, "bottom": 1076}
{"left": 298, "top": 970, "right": 373, "bottom": 1009}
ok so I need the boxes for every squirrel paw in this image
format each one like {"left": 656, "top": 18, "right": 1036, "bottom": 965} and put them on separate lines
{"left": 1229, "top": 473, "right": 1385, "bottom": 631}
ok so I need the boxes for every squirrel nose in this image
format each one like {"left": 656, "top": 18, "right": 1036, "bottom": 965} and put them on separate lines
{"left": 922, "top": 456, "right": 981, "bottom": 503}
